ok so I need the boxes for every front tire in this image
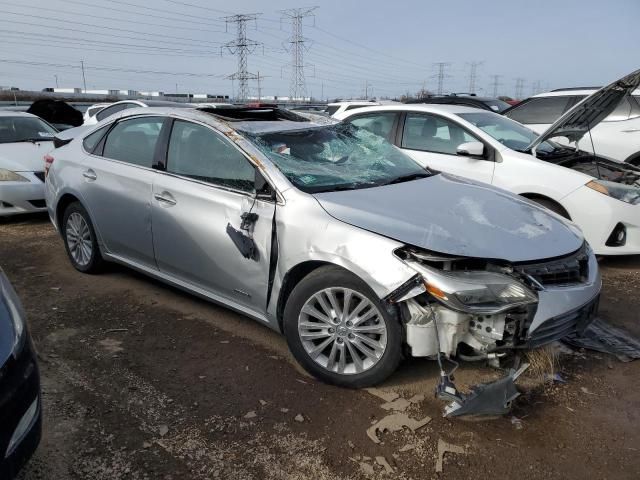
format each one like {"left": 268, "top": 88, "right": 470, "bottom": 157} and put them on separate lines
{"left": 62, "top": 202, "right": 103, "bottom": 273}
{"left": 530, "top": 197, "right": 570, "bottom": 219}
{"left": 283, "top": 266, "right": 402, "bottom": 388}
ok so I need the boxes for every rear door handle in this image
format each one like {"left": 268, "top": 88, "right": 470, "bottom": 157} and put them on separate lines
{"left": 154, "top": 192, "right": 177, "bottom": 206}
{"left": 82, "top": 169, "right": 97, "bottom": 181}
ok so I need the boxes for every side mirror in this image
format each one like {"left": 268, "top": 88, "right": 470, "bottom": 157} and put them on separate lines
{"left": 254, "top": 170, "right": 275, "bottom": 200}
{"left": 456, "top": 141, "right": 485, "bottom": 158}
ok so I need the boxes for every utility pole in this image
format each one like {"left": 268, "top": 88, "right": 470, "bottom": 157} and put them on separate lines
{"left": 257, "top": 71, "right": 262, "bottom": 101}
{"left": 514, "top": 77, "right": 525, "bottom": 99}
{"left": 432, "top": 62, "right": 451, "bottom": 95}
{"left": 467, "top": 61, "right": 483, "bottom": 94}
{"left": 489, "top": 74, "right": 502, "bottom": 97}
{"left": 80, "top": 60, "right": 87, "bottom": 93}
{"left": 54, "top": 74, "right": 59, "bottom": 88}
{"left": 281, "top": 7, "right": 317, "bottom": 103}
{"left": 222, "top": 13, "right": 261, "bottom": 102}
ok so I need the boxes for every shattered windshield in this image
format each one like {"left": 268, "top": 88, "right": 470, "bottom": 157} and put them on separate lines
{"left": 458, "top": 111, "right": 559, "bottom": 155}
{"left": 249, "top": 123, "right": 430, "bottom": 193}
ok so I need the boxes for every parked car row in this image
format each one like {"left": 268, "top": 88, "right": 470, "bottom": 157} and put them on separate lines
{"left": 1, "top": 69, "right": 639, "bottom": 476}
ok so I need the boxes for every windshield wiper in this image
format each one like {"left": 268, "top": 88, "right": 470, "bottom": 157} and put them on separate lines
{"left": 311, "top": 182, "right": 378, "bottom": 193}
{"left": 10, "top": 138, "right": 46, "bottom": 144}
{"left": 381, "top": 172, "right": 431, "bottom": 186}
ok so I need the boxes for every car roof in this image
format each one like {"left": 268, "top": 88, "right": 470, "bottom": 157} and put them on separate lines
{"left": 336, "top": 104, "right": 482, "bottom": 116}
{"left": 533, "top": 88, "right": 640, "bottom": 98}
{"left": 327, "top": 101, "right": 379, "bottom": 107}
{"left": 0, "top": 110, "right": 38, "bottom": 118}
{"left": 114, "top": 106, "right": 319, "bottom": 134}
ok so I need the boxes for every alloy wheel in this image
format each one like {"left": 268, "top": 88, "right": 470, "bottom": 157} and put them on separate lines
{"left": 66, "top": 212, "right": 93, "bottom": 267}
{"left": 298, "top": 287, "right": 387, "bottom": 375}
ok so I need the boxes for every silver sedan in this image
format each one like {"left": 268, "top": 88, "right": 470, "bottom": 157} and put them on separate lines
{"left": 45, "top": 106, "right": 601, "bottom": 387}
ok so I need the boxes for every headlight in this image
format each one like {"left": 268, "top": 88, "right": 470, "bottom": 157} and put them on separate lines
{"left": 586, "top": 180, "right": 640, "bottom": 205}
{"left": 407, "top": 263, "right": 537, "bottom": 314}
{"left": 0, "top": 169, "right": 29, "bottom": 182}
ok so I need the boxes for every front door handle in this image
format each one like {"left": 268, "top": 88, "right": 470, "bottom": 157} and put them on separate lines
{"left": 82, "top": 169, "right": 97, "bottom": 181}
{"left": 154, "top": 192, "right": 177, "bottom": 206}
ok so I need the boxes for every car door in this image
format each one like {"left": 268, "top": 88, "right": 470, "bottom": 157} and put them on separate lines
{"left": 344, "top": 111, "right": 399, "bottom": 142}
{"left": 78, "top": 115, "right": 163, "bottom": 269}
{"left": 151, "top": 119, "right": 275, "bottom": 315}
{"left": 397, "top": 112, "right": 495, "bottom": 184}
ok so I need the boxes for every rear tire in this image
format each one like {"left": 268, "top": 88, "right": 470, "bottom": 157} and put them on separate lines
{"left": 283, "top": 266, "right": 402, "bottom": 388}
{"left": 62, "top": 202, "right": 103, "bottom": 273}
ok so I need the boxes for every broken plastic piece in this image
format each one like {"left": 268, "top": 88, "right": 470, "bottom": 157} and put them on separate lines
{"left": 563, "top": 317, "right": 640, "bottom": 362}
{"left": 442, "top": 363, "right": 529, "bottom": 418}
{"left": 226, "top": 223, "right": 258, "bottom": 260}
{"left": 240, "top": 212, "right": 259, "bottom": 231}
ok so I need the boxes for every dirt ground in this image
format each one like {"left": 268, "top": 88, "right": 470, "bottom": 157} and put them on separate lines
{"left": 2, "top": 214, "right": 639, "bottom": 480}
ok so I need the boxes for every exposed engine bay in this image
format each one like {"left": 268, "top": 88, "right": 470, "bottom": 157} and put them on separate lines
{"left": 391, "top": 244, "right": 597, "bottom": 416}
{"left": 551, "top": 151, "right": 640, "bottom": 187}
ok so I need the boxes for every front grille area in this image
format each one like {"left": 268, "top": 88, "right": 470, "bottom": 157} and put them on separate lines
{"left": 514, "top": 243, "right": 589, "bottom": 287}
{"left": 526, "top": 295, "right": 599, "bottom": 348}
{"left": 33, "top": 171, "right": 45, "bottom": 182}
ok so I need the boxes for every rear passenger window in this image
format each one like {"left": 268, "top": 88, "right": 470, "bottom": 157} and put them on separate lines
{"left": 167, "top": 120, "right": 255, "bottom": 192}
{"left": 506, "top": 97, "right": 571, "bottom": 124}
{"left": 82, "top": 125, "right": 110, "bottom": 153}
{"left": 103, "top": 117, "right": 163, "bottom": 167}
{"left": 348, "top": 113, "right": 396, "bottom": 140}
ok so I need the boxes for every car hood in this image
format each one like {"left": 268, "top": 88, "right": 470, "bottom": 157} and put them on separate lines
{"left": 528, "top": 68, "right": 640, "bottom": 151}
{"left": 314, "top": 174, "right": 584, "bottom": 263}
{"left": 0, "top": 141, "right": 53, "bottom": 172}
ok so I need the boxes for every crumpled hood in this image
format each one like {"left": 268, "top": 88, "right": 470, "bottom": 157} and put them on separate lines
{"left": 0, "top": 141, "right": 53, "bottom": 172}
{"left": 314, "top": 174, "right": 584, "bottom": 263}
{"left": 528, "top": 68, "right": 640, "bottom": 150}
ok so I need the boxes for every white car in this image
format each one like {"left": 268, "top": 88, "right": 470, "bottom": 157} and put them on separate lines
{"left": 83, "top": 100, "right": 189, "bottom": 126}
{"left": 82, "top": 103, "right": 111, "bottom": 124}
{"left": 336, "top": 69, "right": 640, "bottom": 256}
{"left": 504, "top": 87, "right": 640, "bottom": 164}
{"left": 0, "top": 112, "right": 57, "bottom": 216}
{"left": 325, "top": 101, "right": 380, "bottom": 117}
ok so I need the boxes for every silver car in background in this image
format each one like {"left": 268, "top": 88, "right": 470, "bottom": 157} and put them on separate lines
{"left": 44, "top": 106, "right": 601, "bottom": 388}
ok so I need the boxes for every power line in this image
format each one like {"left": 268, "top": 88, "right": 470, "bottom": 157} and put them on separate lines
{"left": 280, "top": 7, "right": 317, "bottom": 102}
{"left": 223, "top": 14, "right": 262, "bottom": 101}
{"left": 432, "top": 62, "right": 451, "bottom": 95}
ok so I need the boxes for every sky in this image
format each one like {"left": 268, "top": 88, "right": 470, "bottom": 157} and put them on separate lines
{"left": 0, "top": 0, "right": 638, "bottom": 100}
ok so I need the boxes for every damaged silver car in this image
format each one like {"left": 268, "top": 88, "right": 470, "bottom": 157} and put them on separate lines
{"left": 45, "top": 106, "right": 601, "bottom": 388}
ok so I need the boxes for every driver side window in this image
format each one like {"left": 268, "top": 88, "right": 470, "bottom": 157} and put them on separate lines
{"left": 401, "top": 113, "right": 478, "bottom": 155}
{"left": 166, "top": 120, "right": 255, "bottom": 192}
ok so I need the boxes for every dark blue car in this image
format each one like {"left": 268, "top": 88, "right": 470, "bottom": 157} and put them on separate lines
{"left": 0, "top": 268, "right": 41, "bottom": 479}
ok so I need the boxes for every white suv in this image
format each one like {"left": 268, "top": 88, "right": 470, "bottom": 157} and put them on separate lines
{"left": 504, "top": 88, "right": 640, "bottom": 164}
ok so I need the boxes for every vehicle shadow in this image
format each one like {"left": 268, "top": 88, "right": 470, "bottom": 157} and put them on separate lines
{"left": 0, "top": 212, "right": 50, "bottom": 225}
{"left": 598, "top": 255, "right": 640, "bottom": 271}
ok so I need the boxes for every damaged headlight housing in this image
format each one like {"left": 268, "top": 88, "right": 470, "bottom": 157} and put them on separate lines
{"left": 586, "top": 180, "right": 640, "bottom": 205}
{"left": 407, "top": 263, "right": 537, "bottom": 314}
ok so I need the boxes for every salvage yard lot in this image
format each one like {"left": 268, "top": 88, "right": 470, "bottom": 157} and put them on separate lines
{"left": 3, "top": 214, "right": 639, "bottom": 480}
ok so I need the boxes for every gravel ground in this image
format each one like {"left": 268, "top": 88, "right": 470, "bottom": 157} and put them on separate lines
{"left": 2, "top": 213, "right": 639, "bottom": 480}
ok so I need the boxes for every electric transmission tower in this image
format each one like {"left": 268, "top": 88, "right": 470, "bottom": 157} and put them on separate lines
{"left": 222, "top": 13, "right": 261, "bottom": 101}
{"left": 531, "top": 79, "right": 542, "bottom": 96}
{"left": 432, "top": 62, "right": 451, "bottom": 95}
{"left": 467, "top": 61, "right": 483, "bottom": 94}
{"left": 514, "top": 77, "right": 525, "bottom": 99}
{"left": 489, "top": 74, "right": 502, "bottom": 97}
{"left": 281, "top": 7, "right": 317, "bottom": 102}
